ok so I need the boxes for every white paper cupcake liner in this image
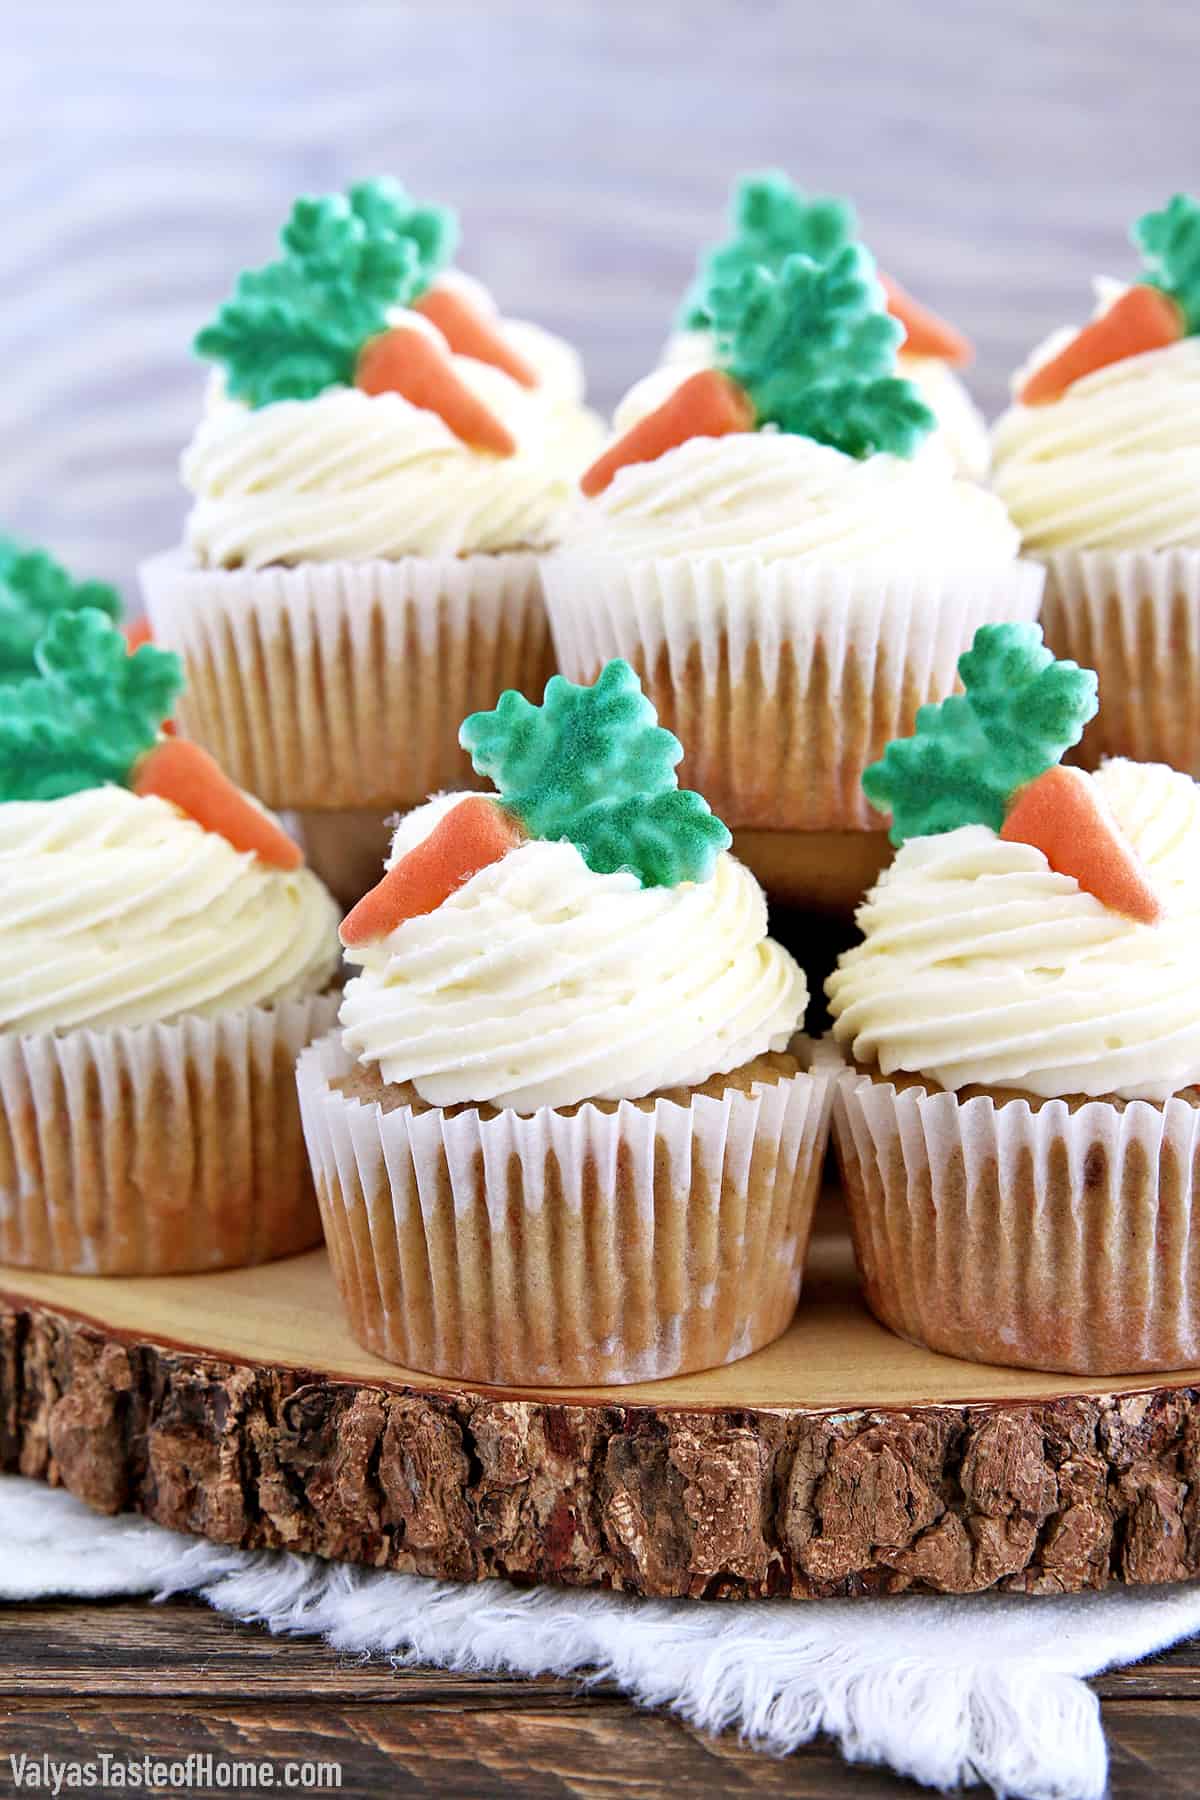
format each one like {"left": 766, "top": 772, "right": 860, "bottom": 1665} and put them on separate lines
{"left": 543, "top": 553, "right": 1044, "bottom": 831}
{"left": 297, "top": 1035, "right": 834, "bottom": 1387}
{"left": 1041, "top": 548, "right": 1200, "bottom": 773}
{"left": 832, "top": 1066, "right": 1200, "bottom": 1375}
{"left": 140, "top": 550, "right": 554, "bottom": 811}
{"left": 0, "top": 992, "right": 339, "bottom": 1275}
{"left": 727, "top": 827, "right": 894, "bottom": 914}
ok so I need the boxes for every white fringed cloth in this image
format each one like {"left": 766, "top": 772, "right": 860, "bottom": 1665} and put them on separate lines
{"left": 4, "top": 1476, "right": 1200, "bottom": 1799}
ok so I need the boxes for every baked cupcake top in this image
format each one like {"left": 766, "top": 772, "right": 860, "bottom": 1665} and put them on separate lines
{"left": 0, "top": 610, "right": 339, "bottom": 1033}
{"left": 185, "top": 179, "right": 600, "bottom": 568}
{"left": 572, "top": 217, "right": 1017, "bottom": 568}
{"left": 669, "top": 170, "right": 989, "bottom": 481}
{"left": 337, "top": 660, "right": 807, "bottom": 1112}
{"left": 991, "top": 194, "right": 1200, "bottom": 552}
{"left": 827, "top": 623, "right": 1200, "bottom": 1102}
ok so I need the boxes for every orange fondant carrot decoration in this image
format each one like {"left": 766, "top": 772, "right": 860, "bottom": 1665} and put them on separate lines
{"left": 414, "top": 285, "right": 539, "bottom": 389}
{"left": 1018, "top": 285, "right": 1183, "bottom": 406}
{"left": 134, "top": 739, "right": 303, "bottom": 870}
{"left": 1000, "top": 764, "right": 1162, "bottom": 925}
{"left": 881, "top": 274, "right": 973, "bottom": 366}
{"left": 122, "top": 617, "right": 154, "bottom": 653}
{"left": 581, "top": 368, "right": 755, "bottom": 498}
{"left": 355, "top": 325, "right": 517, "bottom": 455}
{"left": 122, "top": 619, "right": 175, "bottom": 730}
{"left": 341, "top": 795, "right": 525, "bottom": 946}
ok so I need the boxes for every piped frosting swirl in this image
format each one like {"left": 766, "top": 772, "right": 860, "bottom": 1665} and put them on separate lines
{"left": 827, "top": 758, "right": 1200, "bottom": 1100}
{"left": 338, "top": 796, "right": 807, "bottom": 1111}
{"left": 991, "top": 336, "right": 1200, "bottom": 551}
{"left": 0, "top": 787, "right": 340, "bottom": 1033}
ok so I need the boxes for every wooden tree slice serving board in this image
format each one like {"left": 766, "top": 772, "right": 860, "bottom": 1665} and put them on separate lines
{"left": 2, "top": 1212, "right": 1199, "bottom": 1601}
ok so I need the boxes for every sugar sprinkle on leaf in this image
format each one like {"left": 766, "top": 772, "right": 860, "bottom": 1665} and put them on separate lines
{"left": 707, "top": 247, "right": 935, "bottom": 459}
{"left": 1134, "top": 193, "right": 1200, "bottom": 335}
{"left": 0, "top": 610, "right": 182, "bottom": 803}
{"left": 862, "top": 623, "right": 1099, "bottom": 846}
{"left": 0, "top": 534, "right": 122, "bottom": 684}
{"left": 680, "top": 170, "right": 857, "bottom": 330}
{"left": 195, "top": 178, "right": 458, "bottom": 408}
{"left": 460, "top": 659, "right": 730, "bottom": 887}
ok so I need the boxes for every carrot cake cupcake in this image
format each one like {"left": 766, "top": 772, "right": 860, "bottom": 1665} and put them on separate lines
{"left": 991, "top": 194, "right": 1200, "bottom": 773}
{"left": 545, "top": 235, "right": 1038, "bottom": 910}
{"left": 0, "top": 608, "right": 340, "bottom": 1273}
{"left": 297, "top": 658, "right": 833, "bottom": 1386}
{"left": 670, "top": 170, "right": 989, "bottom": 480}
{"left": 828, "top": 621, "right": 1200, "bottom": 1375}
{"left": 141, "top": 178, "right": 600, "bottom": 904}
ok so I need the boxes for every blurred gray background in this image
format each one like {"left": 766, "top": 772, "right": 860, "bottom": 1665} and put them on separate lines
{"left": 3, "top": 0, "right": 1197, "bottom": 595}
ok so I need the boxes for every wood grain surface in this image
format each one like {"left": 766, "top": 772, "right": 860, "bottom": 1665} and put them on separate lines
{"left": 3, "top": 0, "right": 1198, "bottom": 589}
{"left": 6, "top": 1225, "right": 1200, "bottom": 1600}
{"left": 5, "top": 1228, "right": 1200, "bottom": 1412}
{"left": 1, "top": 1598, "right": 1199, "bottom": 1797}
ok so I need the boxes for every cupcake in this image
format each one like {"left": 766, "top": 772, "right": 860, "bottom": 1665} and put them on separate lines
{"left": 141, "top": 178, "right": 601, "bottom": 906}
{"left": 991, "top": 194, "right": 1200, "bottom": 774}
{"left": 297, "top": 659, "right": 833, "bottom": 1386}
{"left": 669, "top": 171, "right": 989, "bottom": 481}
{"left": 0, "top": 608, "right": 341, "bottom": 1274}
{"left": 828, "top": 621, "right": 1200, "bottom": 1375}
{"left": 544, "top": 236, "right": 1038, "bottom": 911}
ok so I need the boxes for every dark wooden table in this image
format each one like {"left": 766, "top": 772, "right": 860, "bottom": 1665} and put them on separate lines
{"left": 0, "top": 1597, "right": 1196, "bottom": 1796}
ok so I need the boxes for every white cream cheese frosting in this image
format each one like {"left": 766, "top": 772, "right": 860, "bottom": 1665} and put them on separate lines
{"left": 901, "top": 354, "right": 989, "bottom": 484}
{"left": 0, "top": 786, "right": 341, "bottom": 1034}
{"left": 436, "top": 269, "right": 604, "bottom": 474}
{"left": 572, "top": 364, "right": 1018, "bottom": 566}
{"left": 183, "top": 302, "right": 592, "bottom": 569}
{"left": 826, "top": 758, "right": 1200, "bottom": 1102}
{"left": 338, "top": 796, "right": 808, "bottom": 1112}
{"left": 990, "top": 334, "right": 1200, "bottom": 552}
{"left": 660, "top": 327, "right": 990, "bottom": 483}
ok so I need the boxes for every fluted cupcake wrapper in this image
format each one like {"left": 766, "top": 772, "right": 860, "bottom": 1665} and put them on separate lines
{"left": 297, "top": 1035, "right": 834, "bottom": 1388}
{"left": 543, "top": 553, "right": 1044, "bottom": 832}
{"left": 832, "top": 1066, "right": 1200, "bottom": 1376}
{"left": 1041, "top": 548, "right": 1200, "bottom": 774}
{"left": 282, "top": 809, "right": 395, "bottom": 911}
{"left": 140, "top": 550, "right": 554, "bottom": 812}
{"left": 0, "top": 993, "right": 339, "bottom": 1275}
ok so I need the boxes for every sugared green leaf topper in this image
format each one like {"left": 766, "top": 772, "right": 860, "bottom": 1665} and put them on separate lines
{"left": 680, "top": 171, "right": 857, "bottom": 331}
{"left": 0, "top": 610, "right": 182, "bottom": 803}
{"left": 460, "top": 660, "right": 731, "bottom": 888}
{"left": 706, "top": 246, "right": 934, "bottom": 459}
{"left": 195, "top": 179, "right": 459, "bottom": 408}
{"left": 863, "top": 624, "right": 1099, "bottom": 846}
{"left": 0, "top": 534, "right": 122, "bottom": 684}
{"left": 1134, "top": 193, "right": 1200, "bottom": 334}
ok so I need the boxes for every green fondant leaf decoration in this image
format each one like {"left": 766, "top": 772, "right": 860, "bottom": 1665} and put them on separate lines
{"left": 679, "top": 170, "right": 857, "bottom": 330}
{"left": 195, "top": 178, "right": 456, "bottom": 408}
{"left": 1134, "top": 193, "right": 1200, "bottom": 334}
{"left": 348, "top": 177, "right": 459, "bottom": 292}
{"left": 194, "top": 302, "right": 360, "bottom": 407}
{"left": 862, "top": 623, "right": 1099, "bottom": 847}
{"left": 459, "top": 659, "right": 731, "bottom": 888}
{"left": 567, "top": 789, "right": 730, "bottom": 888}
{"left": 0, "top": 534, "right": 122, "bottom": 685}
{"left": 0, "top": 609, "right": 183, "bottom": 803}
{"left": 707, "top": 247, "right": 935, "bottom": 459}
{"left": 762, "top": 374, "right": 934, "bottom": 463}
